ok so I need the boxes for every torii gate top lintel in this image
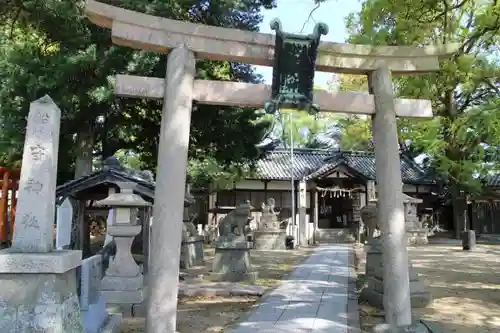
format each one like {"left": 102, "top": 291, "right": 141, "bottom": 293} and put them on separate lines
{"left": 83, "top": 1, "right": 461, "bottom": 329}
{"left": 85, "top": 0, "right": 459, "bottom": 76}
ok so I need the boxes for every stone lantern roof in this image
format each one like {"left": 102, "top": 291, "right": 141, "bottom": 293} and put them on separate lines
{"left": 402, "top": 193, "right": 423, "bottom": 204}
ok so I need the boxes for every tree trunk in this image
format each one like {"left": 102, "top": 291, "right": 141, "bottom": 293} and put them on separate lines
{"left": 70, "top": 128, "right": 94, "bottom": 253}
{"left": 74, "top": 129, "right": 94, "bottom": 179}
{"left": 450, "top": 184, "right": 466, "bottom": 239}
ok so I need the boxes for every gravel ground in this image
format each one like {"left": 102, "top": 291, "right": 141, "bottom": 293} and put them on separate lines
{"left": 184, "top": 246, "right": 315, "bottom": 286}
{"left": 357, "top": 243, "right": 500, "bottom": 333}
{"left": 119, "top": 246, "right": 314, "bottom": 333}
{"left": 119, "top": 296, "right": 259, "bottom": 333}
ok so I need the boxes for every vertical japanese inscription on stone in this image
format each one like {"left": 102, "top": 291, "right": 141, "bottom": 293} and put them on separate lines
{"left": 11, "top": 95, "right": 61, "bottom": 253}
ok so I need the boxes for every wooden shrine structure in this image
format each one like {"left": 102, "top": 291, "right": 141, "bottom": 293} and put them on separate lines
{"left": 85, "top": 0, "right": 459, "bottom": 330}
{"left": 0, "top": 168, "right": 20, "bottom": 247}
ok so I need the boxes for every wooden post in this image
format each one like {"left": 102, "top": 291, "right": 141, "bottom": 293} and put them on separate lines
{"left": 352, "top": 191, "right": 362, "bottom": 243}
{"left": 9, "top": 183, "right": 17, "bottom": 242}
{"left": 79, "top": 200, "right": 91, "bottom": 258}
{"left": 298, "top": 180, "right": 307, "bottom": 246}
{"left": 313, "top": 189, "right": 319, "bottom": 244}
{"left": 0, "top": 171, "right": 9, "bottom": 245}
{"left": 76, "top": 200, "right": 86, "bottom": 252}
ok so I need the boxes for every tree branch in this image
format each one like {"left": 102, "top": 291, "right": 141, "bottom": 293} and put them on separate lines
{"left": 300, "top": 2, "right": 321, "bottom": 33}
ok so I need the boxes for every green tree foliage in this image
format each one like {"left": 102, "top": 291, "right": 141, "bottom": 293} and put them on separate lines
{"left": 279, "top": 110, "right": 341, "bottom": 148}
{"left": 327, "top": 74, "right": 373, "bottom": 150}
{"left": 346, "top": 0, "right": 500, "bottom": 236}
{"left": 0, "top": 0, "right": 275, "bottom": 187}
{"left": 328, "top": 73, "right": 369, "bottom": 93}
{"left": 335, "top": 116, "right": 373, "bottom": 151}
{"left": 257, "top": 83, "right": 344, "bottom": 149}
{"left": 259, "top": 109, "right": 343, "bottom": 149}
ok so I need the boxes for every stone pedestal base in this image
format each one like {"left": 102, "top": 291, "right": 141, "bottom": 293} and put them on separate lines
{"left": 211, "top": 242, "right": 258, "bottom": 282}
{"left": 97, "top": 314, "right": 122, "bottom": 333}
{"left": 360, "top": 240, "right": 430, "bottom": 309}
{"left": 361, "top": 281, "right": 430, "bottom": 309}
{"left": 253, "top": 230, "right": 286, "bottom": 250}
{"left": 0, "top": 250, "right": 85, "bottom": 333}
{"left": 373, "top": 320, "right": 437, "bottom": 333}
{"left": 180, "top": 236, "right": 205, "bottom": 268}
{"left": 81, "top": 294, "right": 122, "bottom": 333}
{"left": 101, "top": 274, "right": 144, "bottom": 304}
{"left": 407, "top": 228, "right": 429, "bottom": 246}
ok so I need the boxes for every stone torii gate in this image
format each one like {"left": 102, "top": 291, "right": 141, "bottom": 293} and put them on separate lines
{"left": 85, "top": 1, "right": 457, "bottom": 331}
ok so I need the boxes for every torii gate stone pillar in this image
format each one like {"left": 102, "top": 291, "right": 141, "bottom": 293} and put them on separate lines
{"left": 84, "top": 1, "right": 458, "bottom": 331}
{"left": 146, "top": 46, "right": 194, "bottom": 333}
{"left": 369, "top": 67, "right": 412, "bottom": 325}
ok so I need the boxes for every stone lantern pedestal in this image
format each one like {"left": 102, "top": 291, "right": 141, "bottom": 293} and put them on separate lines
{"left": 95, "top": 182, "right": 151, "bottom": 306}
{"left": 180, "top": 232, "right": 205, "bottom": 268}
{"left": 180, "top": 213, "right": 204, "bottom": 269}
{"left": 361, "top": 201, "right": 378, "bottom": 247}
{"left": 179, "top": 185, "right": 204, "bottom": 269}
{"left": 403, "top": 194, "right": 428, "bottom": 245}
{"left": 360, "top": 200, "right": 430, "bottom": 309}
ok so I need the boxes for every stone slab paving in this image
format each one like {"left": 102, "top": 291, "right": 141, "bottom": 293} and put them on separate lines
{"left": 225, "top": 244, "right": 359, "bottom": 333}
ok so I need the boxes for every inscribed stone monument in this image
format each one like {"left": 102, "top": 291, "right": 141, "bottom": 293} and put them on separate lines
{"left": 56, "top": 197, "right": 74, "bottom": 249}
{"left": 253, "top": 198, "right": 286, "bottom": 250}
{"left": 0, "top": 96, "right": 84, "bottom": 333}
{"left": 11, "top": 96, "right": 61, "bottom": 253}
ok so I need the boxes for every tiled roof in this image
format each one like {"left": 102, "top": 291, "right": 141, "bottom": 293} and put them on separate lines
{"left": 56, "top": 168, "right": 154, "bottom": 197}
{"left": 486, "top": 174, "right": 500, "bottom": 187}
{"left": 56, "top": 157, "right": 195, "bottom": 204}
{"left": 254, "top": 149, "right": 332, "bottom": 180}
{"left": 252, "top": 148, "right": 434, "bottom": 184}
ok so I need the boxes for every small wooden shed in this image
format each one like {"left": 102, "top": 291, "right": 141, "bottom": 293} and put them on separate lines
{"left": 55, "top": 156, "right": 195, "bottom": 258}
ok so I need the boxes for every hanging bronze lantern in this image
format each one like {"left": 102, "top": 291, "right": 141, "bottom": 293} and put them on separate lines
{"left": 264, "top": 18, "right": 329, "bottom": 115}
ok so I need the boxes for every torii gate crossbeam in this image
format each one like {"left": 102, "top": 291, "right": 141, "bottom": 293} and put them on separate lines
{"left": 84, "top": 1, "right": 458, "bottom": 331}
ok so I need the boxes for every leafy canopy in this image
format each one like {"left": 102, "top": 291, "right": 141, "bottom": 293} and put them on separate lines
{"left": 345, "top": 0, "right": 500, "bottom": 194}
{"left": 0, "top": 0, "right": 276, "bottom": 187}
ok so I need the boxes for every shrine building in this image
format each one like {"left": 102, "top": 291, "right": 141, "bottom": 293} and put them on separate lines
{"left": 206, "top": 148, "right": 439, "bottom": 242}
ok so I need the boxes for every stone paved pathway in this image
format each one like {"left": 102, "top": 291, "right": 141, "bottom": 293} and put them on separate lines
{"left": 225, "top": 244, "right": 359, "bottom": 333}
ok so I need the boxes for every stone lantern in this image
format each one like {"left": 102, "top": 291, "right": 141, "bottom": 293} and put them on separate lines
{"left": 360, "top": 193, "right": 430, "bottom": 310}
{"left": 179, "top": 181, "right": 205, "bottom": 269}
{"left": 403, "top": 194, "right": 428, "bottom": 245}
{"left": 360, "top": 200, "right": 379, "bottom": 244}
{"left": 95, "top": 182, "right": 151, "bottom": 306}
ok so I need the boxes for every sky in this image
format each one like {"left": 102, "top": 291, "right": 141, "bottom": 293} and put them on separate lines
{"left": 255, "top": 0, "right": 362, "bottom": 89}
